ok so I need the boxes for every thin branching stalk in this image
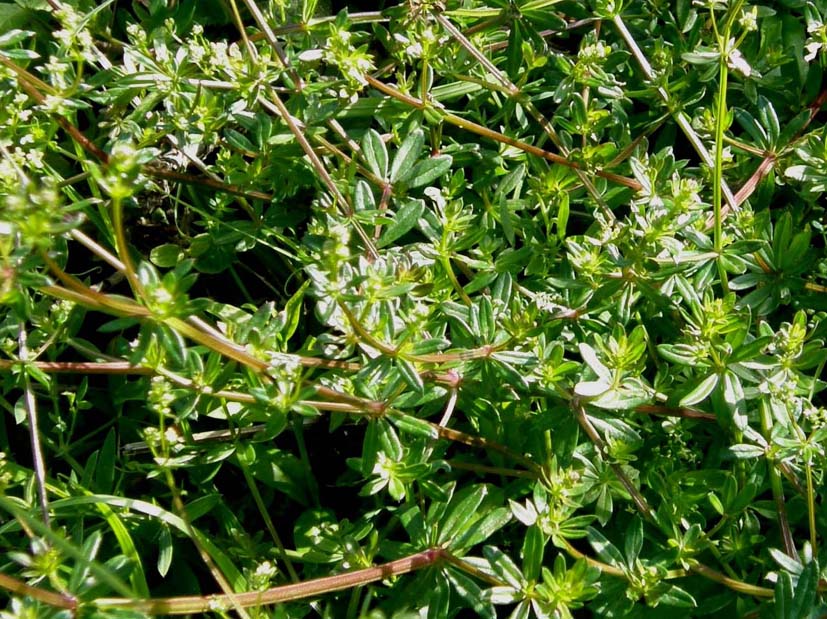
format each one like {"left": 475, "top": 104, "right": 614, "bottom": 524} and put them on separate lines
{"left": 233, "top": 0, "right": 379, "bottom": 258}
{"left": 687, "top": 562, "right": 773, "bottom": 598}
{"left": 235, "top": 449, "right": 300, "bottom": 582}
{"left": 17, "top": 324, "right": 51, "bottom": 526}
{"left": 759, "top": 399, "right": 796, "bottom": 556}
{"left": 95, "top": 549, "right": 446, "bottom": 614}
{"left": 560, "top": 539, "right": 625, "bottom": 578}
{"left": 711, "top": 39, "right": 731, "bottom": 292}
{"left": 0, "top": 572, "right": 77, "bottom": 611}
{"left": 433, "top": 12, "right": 613, "bottom": 218}
{"left": 572, "top": 400, "right": 655, "bottom": 521}
{"left": 431, "top": 420, "right": 542, "bottom": 473}
{"left": 612, "top": 14, "right": 738, "bottom": 212}
{"left": 363, "top": 75, "right": 642, "bottom": 191}
{"left": 445, "top": 460, "right": 537, "bottom": 479}
{"left": 161, "top": 467, "right": 252, "bottom": 619}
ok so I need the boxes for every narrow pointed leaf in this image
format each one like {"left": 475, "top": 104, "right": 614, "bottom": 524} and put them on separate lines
{"left": 362, "top": 128, "right": 388, "bottom": 178}
{"left": 680, "top": 373, "right": 719, "bottom": 406}
{"left": 390, "top": 128, "right": 425, "bottom": 182}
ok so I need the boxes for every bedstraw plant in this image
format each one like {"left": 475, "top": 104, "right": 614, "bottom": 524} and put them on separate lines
{"left": 1, "top": 0, "right": 827, "bottom": 617}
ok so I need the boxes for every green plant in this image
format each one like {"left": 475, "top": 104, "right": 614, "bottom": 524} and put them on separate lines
{"left": 2, "top": 0, "right": 827, "bottom": 617}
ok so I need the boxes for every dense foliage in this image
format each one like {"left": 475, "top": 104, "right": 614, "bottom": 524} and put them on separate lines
{"left": 2, "top": 0, "right": 827, "bottom": 616}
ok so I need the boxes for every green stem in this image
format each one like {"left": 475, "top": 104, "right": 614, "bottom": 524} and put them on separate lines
{"left": 612, "top": 14, "right": 737, "bottom": 211}
{"left": 805, "top": 460, "right": 817, "bottom": 552}
{"left": 713, "top": 53, "right": 729, "bottom": 293}
{"left": 433, "top": 12, "right": 612, "bottom": 215}
{"left": 572, "top": 400, "right": 656, "bottom": 522}
{"left": 441, "top": 254, "right": 473, "bottom": 305}
{"left": 560, "top": 538, "right": 625, "bottom": 578}
{"left": 160, "top": 467, "right": 252, "bottom": 619}
{"left": 760, "top": 399, "right": 796, "bottom": 556}
{"left": 235, "top": 446, "right": 300, "bottom": 582}
{"left": 688, "top": 562, "right": 773, "bottom": 598}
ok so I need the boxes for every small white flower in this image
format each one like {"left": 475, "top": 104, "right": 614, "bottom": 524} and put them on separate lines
{"left": 53, "top": 29, "right": 72, "bottom": 47}
{"left": 254, "top": 561, "right": 277, "bottom": 578}
{"left": 41, "top": 94, "right": 65, "bottom": 113}
{"left": 24, "top": 149, "right": 44, "bottom": 169}
{"left": 739, "top": 6, "right": 758, "bottom": 32}
{"left": 164, "top": 426, "right": 183, "bottom": 445}
{"left": 727, "top": 47, "right": 752, "bottom": 77}
{"left": 805, "top": 41, "right": 823, "bottom": 62}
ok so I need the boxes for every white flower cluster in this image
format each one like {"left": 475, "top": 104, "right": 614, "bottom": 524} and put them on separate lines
{"left": 53, "top": 6, "right": 94, "bottom": 54}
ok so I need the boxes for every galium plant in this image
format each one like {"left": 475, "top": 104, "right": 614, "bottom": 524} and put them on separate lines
{"left": 1, "top": 0, "right": 827, "bottom": 616}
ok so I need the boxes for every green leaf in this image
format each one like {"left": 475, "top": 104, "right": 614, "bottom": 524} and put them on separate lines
{"left": 591, "top": 377, "right": 651, "bottom": 410}
{"left": 624, "top": 517, "right": 643, "bottom": 565}
{"left": 0, "top": 29, "right": 34, "bottom": 47}
{"left": 361, "top": 420, "right": 380, "bottom": 476}
{"left": 150, "top": 243, "right": 183, "bottom": 268}
{"left": 378, "top": 198, "right": 424, "bottom": 248}
{"left": 0, "top": 4, "right": 45, "bottom": 32}
{"left": 453, "top": 507, "right": 511, "bottom": 553}
{"left": 408, "top": 337, "right": 451, "bottom": 355}
{"left": 377, "top": 418, "right": 403, "bottom": 461}
{"left": 708, "top": 492, "right": 725, "bottom": 515}
{"left": 68, "top": 530, "right": 102, "bottom": 592}
{"left": 681, "top": 50, "right": 720, "bottom": 64}
{"left": 721, "top": 371, "right": 748, "bottom": 431}
{"left": 484, "top": 546, "right": 525, "bottom": 590}
{"left": 353, "top": 179, "right": 376, "bottom": 212}
{"left": 390, "top": 128, "right": 425, "bottom": 183}
{"left": 509, "top": 499, "right": 537, "bottom": 526}
{"left": 775, "top": 571, "right": 793, "bottom": 619}
{"left": 586, "top": 527, "right": 625, "bottom": 567}
{"left": 438, "top": 484, "right": 488, "bottom": 545}
{"left": 401, "top": 154, "right": 453, "bottom": 188}
{"left": 506, "top": 19, "right": 523, "bottom": 79}
{"left": 574, "top": 380, "right": 610, "bottom": 398}
{"left": 157, "top": 524, "right": 173, "bottom": 577}
{"left": 657, "top": 584, "right": 697, "bottom": 608}
{"left": 791, "top": 561, "right": 818, "bottom": 618}
{"left": 428, "top": 571, "right": 451, "bottom": 619}
{"left": 734, "top": 108, "right": 769, "bottom": 146}
{"left": 729, "top": 336, "right": 772, "bottom": 363}
{"left": 2, "top": 47, "right": 38, "bottom": 59}
{"left": 446, "top": 567, "right": 496, "bottom": 619}
{"left": 769, "top": 548, "right": 803, "bottom": 574}
{"left": 658, "top": 344, "right": 697, "bottom": 366}
{"left": 281, "top": 280, "right": 309, "bottom": 342}
{"left": 399, "top": 504, "right": 427, "bottom": 542}
{"left": 362, "top": 128, "right": 388, "bottom": 178}
{"left": 680, "top": 373, "right": 719, "bottom": 406}
{"left": 499, "top": 194, "right": 515, "bottom": 246}
{"left": 521, "top": 526, "right": 544, "bottom": 582}
{"left": 579, "top": 343, "right": 611, "bottom": 381}
{"left": 397, "top": 357, "right": 424, "bottom": 393}
{"left": 388, "top": 410, "right": 439, "bottom": 439}
{"left": 556, "top": 192, "right": 569, "bottom": 240}
{"left": 757, "top": 95, "right": 780, "bottom": 144}
{"left": 727, "top": 443, "right": 765, "bottom": 459}
{"left": 94, "top": 429, "right": 116, "bottom": 494}
{"left": 485, "top": 586, "right": 523, "bottom": 605}
{"left": 225, "top": 128, "right": 257, "bottom": 153}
